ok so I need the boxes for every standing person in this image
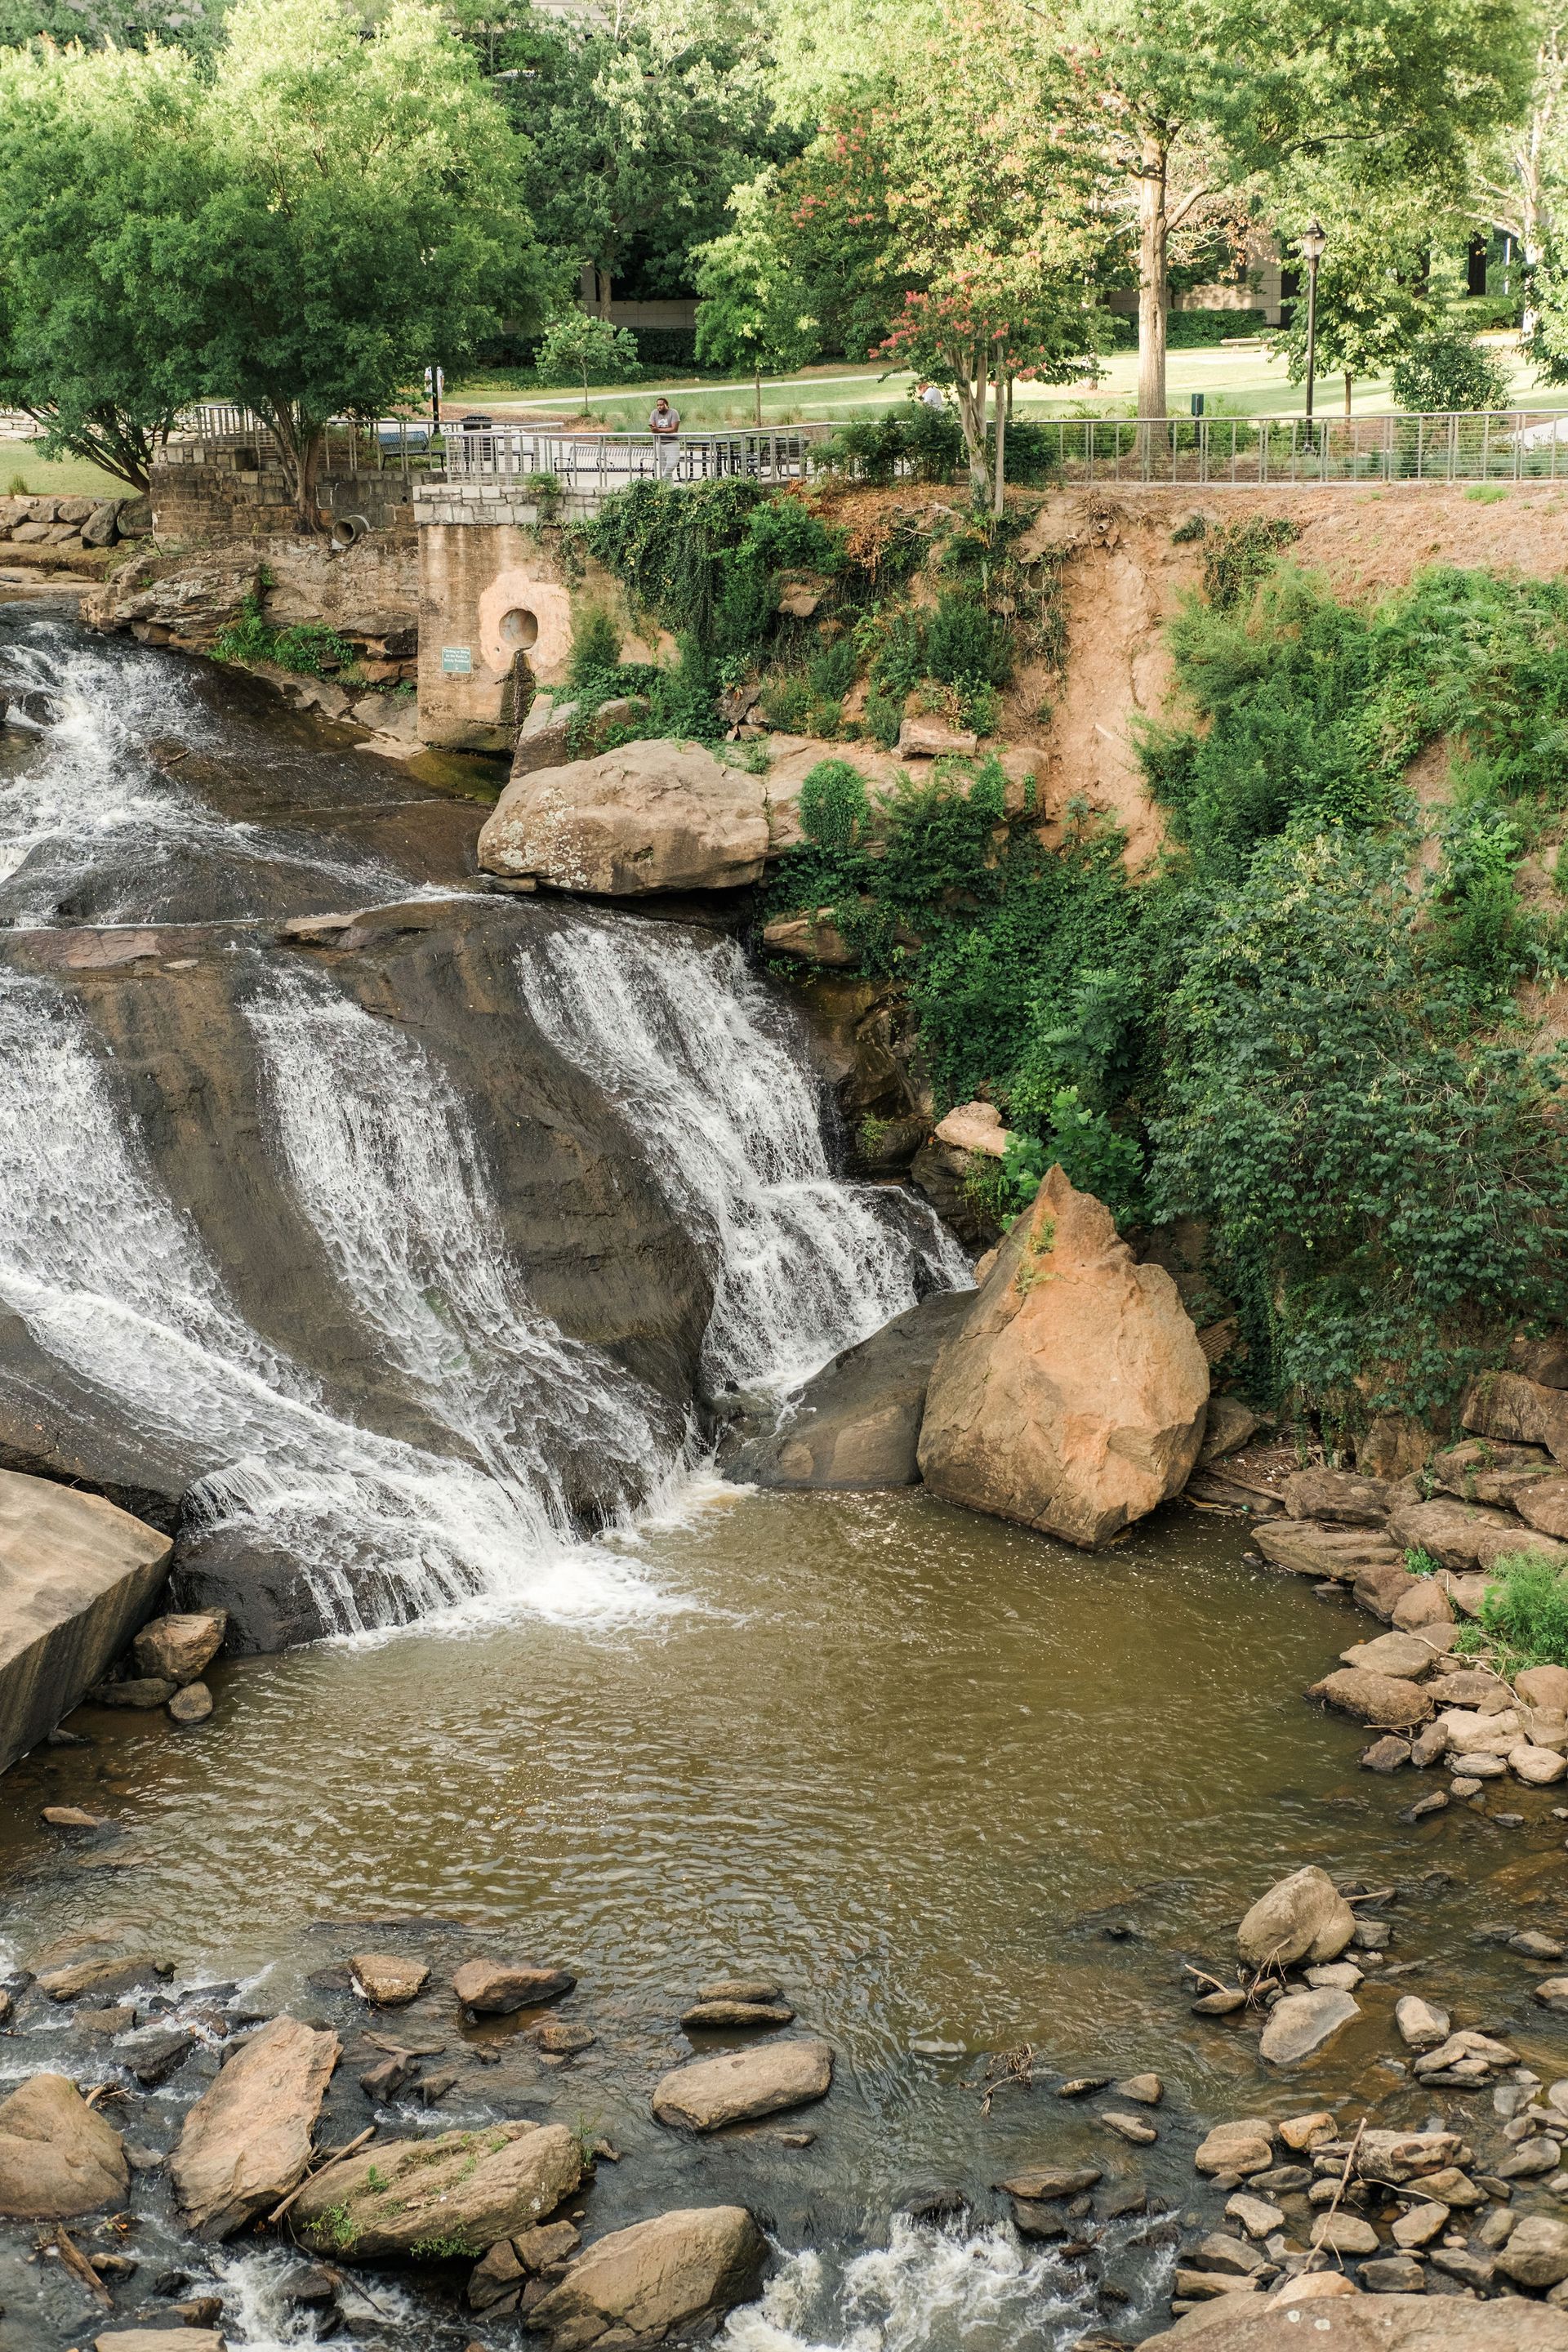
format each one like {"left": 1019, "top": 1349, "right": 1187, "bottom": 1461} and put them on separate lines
{"left": 649, "top": 394, "right": 681, "bottom": 478}
{"left": 918, "top": 381, "right": 946, "bottom": 414}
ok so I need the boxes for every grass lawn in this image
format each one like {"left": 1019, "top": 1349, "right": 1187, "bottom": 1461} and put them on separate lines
{"left": 0, "top": 443, "right": 135, "bottom": 499}
{"left": 448, "top": 337, "right": 1567, "bottom": 430}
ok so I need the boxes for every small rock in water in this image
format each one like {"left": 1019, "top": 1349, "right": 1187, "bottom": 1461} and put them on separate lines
{"left": 1188, "top": 2233, "right": 1267, "bottom": 2276}
{"left": 1396, "top": 1995, "right": 1452, "bottom": 2051}
{"left": 998, "top": 2164, "right": 1103, "bottom": 2199}
{"left": 452, "top": 1960, "right": 576, "bottom": 2015}
{"left": 681, "top": 2000, "right": 793, "bottom": 2030}
{"left": 1259, "top": 1989, "right": 1359, "bottom": 2065}
{"left": 94, "top": 1677, "right": 178, "bottom": 1708}
{"left": 1498, "top": 2215, "right": 1568, "bottom": 2287}
{"left": 1192, "top": 1990, "right": 1247, "bottom": 2016}
{"left": 1277, "top": 2114, "right": 1335, "bottom": 2152}
{"left": 1305, "top": 1962, "right": 1363, "bottom": 1990}
{"left": 1101, "top": 2110, "right": 1157, "bottom": 2145}
{"left": 1451, "top": 1776, "right": 1483, "bottom": 1797}
{"left": 1361, "top": 1736, "right": 1413, "bottom": 1773}
{"left": 350, "top": 1955, "right": 430, "bottom": 2007}
{"left": 1225, "top": 2194, "right": 1285, "bottom": 2239}
{"left": 698, "top": 1978, "right": 783, "bottom": 2005}
{"left": 167, "top": 1682, "right": 213, "bottom": 1726}
{"left": 1312, "top": 2213, "right": 1379, "bottom": 2255}
{"left": 777, "top": 2131, "right": 815, "bottom": 2148}
{"left": 1057, "top": 2076, "right": 1112, "bottom": 2097}
{"left": 531, "top": 2020, "right": 595, "bottom": 2055}
{"left": 1392, "top": 2203, "right": 1449, "bottom": 2247}
{"left": 1195, "top": 2123, "right": 1275, "bottom": 2177}
{"left": 1402, "top": 1791, "right": 1450, "bottom": 1822}
{"left": 359, "top": 2053, "right": 418, "bottom": 2103}
{"left": 1511, "top": 1930, "right": 1566, "bottom": 1960}
{"left": 1361, "top": 2256, "right": 1427, "bottom": 2293}
{"left": 133, "top": 1610, "right": 227, "bottom": 1684}
{"left": 1114, "top": 2073, "right": 1163, "bottom": 2105}
{"left": 40, "top": 1806, "right": 109, "bottom": 1830}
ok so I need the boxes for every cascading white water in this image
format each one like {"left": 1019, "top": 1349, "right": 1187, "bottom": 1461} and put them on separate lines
{"left": 0, "top": 617, "right": 404, "bottom": 921}
{"left": 519, "top": 911, "right": 970, "bottom": 1396}
{"left": 0, "top": 971, "right": 675, "bottom": 1635}
{"left": 243, "top": 966, "right": 673, "bottom": 1519}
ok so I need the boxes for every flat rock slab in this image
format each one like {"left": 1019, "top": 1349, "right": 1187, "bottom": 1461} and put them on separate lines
{"left": 97, "top": 2336, "right": 225, "bottom": 2352}
{"left": 293, "top": 2119, "right": 581, "bottom": 2258}
{"left": 1259, "top": 1989, "right": 1360, "bottom": 2065}
{"left": 1309, "top": 1668, "right": 1433, "bottom": 1730}
{"left": 998, "top": 2163, "right": 1102, "bottom": 2198}
{"left": 1340, "top": 1629, "right": 1454, "bottom": 1678}
{"left": 452, "top": 1960, "right": 576, "bottom": 2014}
{"left": 523, "top": 2205, "right": 767, "bottom": 2350}
{"left": 653, "top": 2038, "right": 834, "bottom": 2132}
{"left": 478, "top": 738, "right": 770, "bottom": 894}
{"left": 680, "top": 1999, "right": 794, "bottom": 2029}
{"left": 0, "top": 1465, "right": 172, "bottom": 1772}
{"left": 172, "top": 2014, "right": 339, "bottom": 2237}
{"left": 350, "top": 1954, "right": 430, "bottom": 2007}
{"left": 1254, "top": 1520, "right": 1401, "bottom": 1581}
{"left": 0, "top": 2073, "right": 128, "bottom": 2218}
{"left": 1144, "top": 2299, "right": 1568, "bottom": 2350}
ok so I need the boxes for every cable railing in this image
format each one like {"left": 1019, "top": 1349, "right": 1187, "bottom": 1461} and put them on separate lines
{"left": 439, "top": 422, "right": 838, "bottom": 488}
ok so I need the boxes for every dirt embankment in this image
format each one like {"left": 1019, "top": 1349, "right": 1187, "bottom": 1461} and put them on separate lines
{"left": 1004, "top": 482, "right": 1568, "bottom": 869}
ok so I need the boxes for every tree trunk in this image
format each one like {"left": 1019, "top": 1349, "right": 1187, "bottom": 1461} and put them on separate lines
{"left": 265, "top": 403, "right": 329, "bottom": 535}
{"left": 1343, "top": 372, "right": 1352, "bottom": 417}
{"left": 952, "top": 345, "right": 991, "bottom": 500}
{"left": 992, "top": 376, "right": 1008, "bottom": 517}
{"left": 755, "top": 363, "right": 762, "bottom": 427}
{"left": 1137, "top": 140, "right": 1169, "bottom": 425}
{"left": 595, "top": 266, "right": 613, "bottom": 317}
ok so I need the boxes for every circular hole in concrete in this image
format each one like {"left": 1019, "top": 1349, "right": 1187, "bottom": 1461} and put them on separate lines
{"left": 500, "top": 608, "right": 539, "bottom": 650}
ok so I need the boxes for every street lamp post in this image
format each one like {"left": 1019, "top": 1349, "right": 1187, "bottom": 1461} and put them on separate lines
{"left": 1300, "top": 218, "right": 1327, "bottom": 432}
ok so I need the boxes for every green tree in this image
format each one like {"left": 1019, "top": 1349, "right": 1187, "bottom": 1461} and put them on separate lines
{"left": 177, "top": 0, "right": 541, "bottom": 528}
{"left": 535, "top": 310, "right": 642, "bottom": 408}
{"left": 1268, "top": 201, "right": 1441, "bottom": 412}
{"left": 693, "top": 167, "right": 822, "bottom": 420}
{"left": 0, "top": 43, "right": 203, "bottom": 488}
{"left": 1046, "top": 0, "right": 1530, "bottom": 421}
{"left": 1392, "top": 328, "right": 1512, "bottom": 406}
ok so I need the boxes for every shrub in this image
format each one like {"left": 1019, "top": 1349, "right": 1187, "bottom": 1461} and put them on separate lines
{"left": 863, "top": 687, "right": 905, "bottom": 747}
{"left": 1392, "top": 332, "right": 1512, "bottom": 414}
{"left": 565, "top": 606, "right": 622, "bottom": 696}
{"left": 799, "top": 759, "right": 872, "bottom": 850}
{"left": 1474, "top": 1550, "right": 1568, "bottom": 1668}
{"left": 212, "top": 594, "right": 354, "bottom": 679}
{"left": 925, "top": 592, "right": 1011, "bottom": 688}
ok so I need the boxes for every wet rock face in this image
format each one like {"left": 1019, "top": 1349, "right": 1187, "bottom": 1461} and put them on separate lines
{"left": 523, "top": 2206, "right": 768, "bottom": 2350}
{"left": 0, "top": 2074, "right": 128, "bottom": 2218}
{"left": 171, "top": 2015, "right": 340, "bottom": 2238}
{"left": 724, "top": 1290, "right": 973, "bottom": 1490}
{"left": 0, "top": 898, "right": 712, "bottom": 1654}
{"left": 292, "top": 2119, "right": 581, "bottom": 2257}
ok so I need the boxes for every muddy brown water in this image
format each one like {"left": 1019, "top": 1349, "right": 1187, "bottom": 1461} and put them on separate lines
{"left": 5, "top": 1491, "right": 1568, "bottom": 2350}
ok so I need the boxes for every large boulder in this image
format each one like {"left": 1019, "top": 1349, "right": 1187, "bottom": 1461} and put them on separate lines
{"left": 478, "top": 740, "right": 769, "bottom": 894}
{"left": 292, "top": 2120, "right": 581, "bottom": 2258}
{"left": 915, "top": 1168, "right": 1209, "bottom": 1548}
{"left": 171, "top": 2015, "right": 339, "bottom": 2238}
{"left": 1143, "top": 2302, "right": 1568, "bottom": 2351}
{"left": 0, "top": 2074, "right": 129, "bottom": 2218}
{"left": 725, "top": 1290, "right": 973, "bottom": 1490}
{"left": 1237, "top": 1868, "right": 1355, "bottom": 1968}
{"left": 1463, "top": 1370, "right": 1568, "bottom": 1463}
{"left": 1282, "top": 1468, "right": 1392, "bottom": 1525}
{"left": 1308, "top": 1668, "right": 1434, "bottom": 1730}
{"left": 0, "top": 1467, "right": 172, "bottom": 1772}
{"left": 523, "top": 2207, "right": 768, "bottom": 2350}
{"left": 652, "top": 2038, "right": 833, "bottom": 2132}
{"left": 1386, "top": 1495, "right": 1568, "bottom": 1575}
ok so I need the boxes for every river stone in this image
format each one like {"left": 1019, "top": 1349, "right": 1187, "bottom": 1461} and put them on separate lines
{"left": 1279, "top": 2114, "right": 1336, "bottom": 2151}
{"left": 1312, "top": 2212, "right": 1379, "bottom": 2255}
{"left": 1396, "top": 1995, "right": 1451, "bottom": 2051}
{"left": 1499, "top": 2215, "right": 1568, "bottom": 2287}
{"left": 1498, "top": 2136, "right": 1562, "bottom": 2178}
{"left": 1102, "top": 2109, "right": 1157, "bottom": 2143}
{"left": 1536, "top": 1979, "right": 1568, "bottom": 2011}
{"left": 521, "top": 2205, "right": 767, "bottom": 2349}
{"left": 1361, "top": 1736, "right": 1412, "bottom": 1772}
{"left": 653, "top": 2038, "right": 833, "bottom": 2132}
{"left": 1359, "top": 2257, "right": 1427, "bottom": 2294}
{"left": 1340, "top": 1630, "right": 1453, "bottom": 1678}
{"left": 1442, "top": 1707, "right": 1521, "bottom": 1752}
{"left": 294, "top": 2120, "right": 581, "bottom": 2259}
{"left": 453, "top": 1960, "right": 576, "bottom": 2014}
{"left": 1237, "top": 1867, "right": 1356, "bottom": 1967}
{"left": 1190, "top": 2233, "right": 1267, "bottom": 2275}
{"left": 1309, "top": 1668, "right": 1433, "bottom": 1730}
{"left": 0, "top": 1467, "right": 173, "bottom": 1773}
{"left": 118, "top": 2021, "right": 196, "bottom": 2084}
{"left": 1306, "top": 1961, "right": 1363, "bottom": 1989}
{"left": 1255, "top": 1521, "right": 1403, "bottom": 1582}
{"left": 0, "top": 2073, "right": 128, "bottom": 2217}
{"left": 1259, "top": 1989, "right": 1360, "bottom": 2065}
{"left": 38, "top": 1954, "right": 157, "bottom": 2002}
{"left": 1512, "top": 1929, "right": 1566, "bottom": 1957}
{"left": 167, "top": 1680, "right": 212, "bottom": 1725}
{"left": 1284, "top": 1469, "right": 1392, "bottom": 1525}
{"left": 172, "top": 2014, "right": 340, "bottom": 2237}
{"left": 96, "top": 2337, "right": 225, "bottom": 2352}
{"left": 1195, "top": 2123, "right": 1275, "bottom": 2178}
{"left": 698, "top": 1979, "right": 782, "bottom": 2004}
{"left": 1226, "top": 2193, "right": 1285, "bottom": 2238}
{"left": 998, "top": 2164, "right": 1102, "bottom": 2198}
{"left": 1513, "top": 1742, "right": 1568, "bottom": 1784}
{"left": 1392, "top": 2203, "right": 1449, "bottom": 2247}
{"left": 680, "top": 1999, "right": 794, "bottom": 2029}
{"left": 41, "top": 1805, "right": 109, "bottom": 1829}
{"left": 1116, "top": 2072, "right": 1163, "bottom": 2104}
{"left": 350, "top": 1954, "right": 430, "bottom": 2006}
{"left": 96, "top": 1675, "right": 178, "bottom": 1707}
{"left": 131, "top": 1610, "right": 226, "bottom": 1683}
{"left": 915, "top": 1167, "right": 1209, "bottom": 1548}
{"left": 1393, "top": 1580, "right": 1455, "bottom": 1633}
{"left": 478, "top": 739, "right": 770, "bottom": 894}
{"left": 1519, "top": 1664, "right": 1568, "bottom": 1712}
{"left": 725, "top": 1290, "right": 973, "bottom": 1490}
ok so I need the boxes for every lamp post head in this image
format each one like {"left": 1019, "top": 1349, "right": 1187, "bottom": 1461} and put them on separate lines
{"left": 1300, "top": 218, "right": 1327, "bottom": 265}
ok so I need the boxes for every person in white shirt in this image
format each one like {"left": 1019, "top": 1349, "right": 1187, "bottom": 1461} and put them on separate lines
{"left": 650, "top": 395, "right": 681, "bottom": 476}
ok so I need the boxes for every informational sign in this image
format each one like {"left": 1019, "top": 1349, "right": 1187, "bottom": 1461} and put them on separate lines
{"left": 440, "top": 646, "right": 473, "bottom": 675}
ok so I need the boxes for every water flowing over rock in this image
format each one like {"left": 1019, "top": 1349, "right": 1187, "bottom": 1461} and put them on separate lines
{"left": 171, "top": 2015, "right": 340, "bottom": 2238}
{"left": 292, "top": 2120, "right": 581, "bottom": 2257}
{"left": 478, "top": 738, "right": 771, "bottom": 893}
{"left": 915, "top": 1167, "right": 1209, "bottom": 1546}
{"left": 519, "top": 907, "right": 965, "bottom": 1396}
{"left": 0, "top": 2074, "right": 128, "bottom": 2218}
{"left": 0, "top": 1467, "right": 172, "bottom": 1771}
{"left": 523, "top": 2207, "right": 768, "bottom": 2350}
{"left": 724, "top": 1290, "right": 973, "bottom": 1489}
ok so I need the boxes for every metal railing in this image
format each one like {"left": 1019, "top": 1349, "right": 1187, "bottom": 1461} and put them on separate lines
{"left": 1043, "top": 409, "right": 1568, "bottom": 486}
{"left": 440, "top": 422, "right": 838, "bottom": 489}
{"left": 157, "top": 405, "right": 443, "bottom": 481}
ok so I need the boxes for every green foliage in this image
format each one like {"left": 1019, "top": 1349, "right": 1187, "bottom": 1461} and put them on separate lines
{"left": 925, "top": 592, "right": 1012, "bottom": 688}
{"left": 1392, "top": 331, "right": 1512, "bottom": 412}
{"left": 565, "top": 605, "right": 623, "bottom": 693}
{"left": 800, "top": 757, "right": 871, "bottom": 849}
{"left": 536, "top": 311, "right": 641, "bottom": 404}
{"left": 1200, "top": 517, "right": 1302, "bottom": 612}
{"left": 824, "top": 402, "right": 967, "bottom": 486}
{"left": 1405, "top": 1547, "right": 1441, "bottom": 1575}
{"left": 586, "top": 479, "right": 843, "bottom": 664}
{"left": 1153, "top": 828, "right": 1568, "bottom": 1418}
{"left": 1474, "top": 1549, "right": 1568, "bottom": 1668}
{"left": 212, "top": 593, "right": 354, "bottom": 678}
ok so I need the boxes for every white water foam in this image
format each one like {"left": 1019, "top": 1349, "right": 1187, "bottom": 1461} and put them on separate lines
{"left": 0, "top": 618, "right": 404, "bottom": 920}
{"left": 0, "top": 972, "right": 675, "bottom": 1636}
{"left": 722, "top": 2221, "right": 1111, "bottom": 2352}
{"left": 212, "top": 2244, "right": 418, "bottom": 2350}
{"left": 518, "top": 912, "right": 970, "bottom": 1395}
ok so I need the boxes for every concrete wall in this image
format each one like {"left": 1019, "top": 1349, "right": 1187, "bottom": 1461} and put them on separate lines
{"left": 150, "top": 456, "right": 418, "bottom": 548}
{"left": 414, "top": 486, "right": 648, "bottom": 751}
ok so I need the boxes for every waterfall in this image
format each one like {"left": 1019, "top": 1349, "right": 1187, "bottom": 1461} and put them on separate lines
{"left": 0, "top": 614, "right": 405, "bottom": 923}
{"left": 0, "top": 972, "right": 674, "bottom": 1636}
{"left": 518, "top": 911, "right": 970, "bottom": 1396}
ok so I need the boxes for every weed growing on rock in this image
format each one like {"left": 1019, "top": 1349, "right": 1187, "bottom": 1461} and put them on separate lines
{"left": 1472, "top": 1551, "right": 1568, "bottom": 1669}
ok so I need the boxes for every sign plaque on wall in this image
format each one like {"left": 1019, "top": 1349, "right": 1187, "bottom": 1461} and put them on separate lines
{"left": 440, "top": 646, "right": 474, "bottom": 675}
